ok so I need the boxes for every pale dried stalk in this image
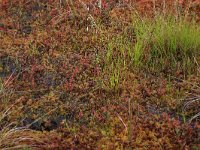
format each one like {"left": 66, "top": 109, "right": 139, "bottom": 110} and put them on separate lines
{"left": 97, "top": 0, "right": 102, "bottom": 10}
{"left": 153, "top": 0, "right": 156, "bottom": 15}
{"left": 184, "top": 0, "right": 193, "bottom": 20}
{"left": 162, "top": 0, "right": 166, "bottom": 16}
{"left": 189, "top": 112, "right": 200, "bottom": 123}
{"left": 117, "top": 113, "right": 128, "bottom": 132}
{"left": 174, "top": 0, "right": 179, "bottom": 20}
{"left": 78, "top": 0, "right": 97, "bottom": 29}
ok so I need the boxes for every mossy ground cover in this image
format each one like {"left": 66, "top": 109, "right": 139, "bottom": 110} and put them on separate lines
{"left": 0, "top": 0, "right": 200, "bottom": 149}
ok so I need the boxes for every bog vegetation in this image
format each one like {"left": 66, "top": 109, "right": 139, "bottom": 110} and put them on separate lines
{"left": 0, "top": 0, "right": 200, "bottom": 149}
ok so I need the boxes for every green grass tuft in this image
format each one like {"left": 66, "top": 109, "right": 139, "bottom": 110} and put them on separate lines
{"left": 102, "top": 14, "right": 200, "bottom": 91}
{"left": 132, "top": 15, "right": 200, "bottom": 74}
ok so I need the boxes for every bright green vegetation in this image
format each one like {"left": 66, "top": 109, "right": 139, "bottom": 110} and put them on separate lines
{"left": 103, "top": 14, "right": 200, "bottom": 90}
{"left": 134, "top": 15, "right": 200, "bottom": 74}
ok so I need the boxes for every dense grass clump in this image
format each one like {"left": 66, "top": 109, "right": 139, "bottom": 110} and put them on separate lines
{"left": 103, "top": 14, "right": 200, "bottom": 90}
{"left": 102, "top": 15, "right": 200, "bottom": 90}
{"left": 132, "top": 15, "right": 200, "bottom": 74}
